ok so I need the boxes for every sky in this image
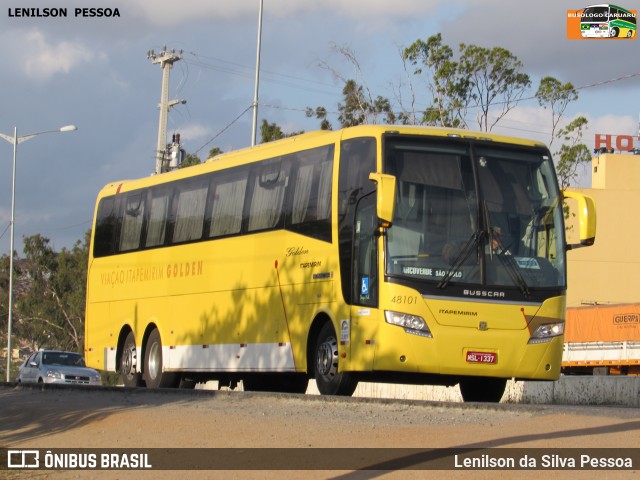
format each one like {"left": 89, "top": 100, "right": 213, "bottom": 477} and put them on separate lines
{"left": 1, "top": 0, "right": 639, "bottom": 256}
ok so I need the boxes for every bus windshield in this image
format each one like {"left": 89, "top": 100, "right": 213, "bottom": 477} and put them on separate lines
{"left": 383, "top": 136, "right": 566, "bottom": 295}
{"left": 582, "top": 6, "right": 610, "bottom": 22}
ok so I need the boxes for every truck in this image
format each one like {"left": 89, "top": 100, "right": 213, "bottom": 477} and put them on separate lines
{"left": 562, "top": 304, "right": 640, "bottom": 375}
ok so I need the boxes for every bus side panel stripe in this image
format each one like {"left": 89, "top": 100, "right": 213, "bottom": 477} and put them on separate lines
{"left": 165, "top": 343, "right": 296, "bottom": 372}
{"left": 104, "top": 347, "right": 117, "bottom": 372}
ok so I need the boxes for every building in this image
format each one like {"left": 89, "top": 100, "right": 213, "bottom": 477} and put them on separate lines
{"left": 567, "top": 152, "right": 640, "bottom": 307}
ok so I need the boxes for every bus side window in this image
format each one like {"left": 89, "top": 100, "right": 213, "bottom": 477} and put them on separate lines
{"left": 94, "top": 196, "right": 116, "bottom": 257}
{"left": 209, "top": 168, "right": 248, "bottom": 238}
{"left": 172, "top": 179, "right": 209, "bottom": 244}
{"left": 145, "top": 187, "right": 171, "bottom": 247}
{"left": 287, "top": 144, "right": 334, "bottom": 242}
{"left": 120, "top": 192, "right": 145, "bottom": 252}
{"left": 247, "top": 159, "right": 289, "bottom": 232}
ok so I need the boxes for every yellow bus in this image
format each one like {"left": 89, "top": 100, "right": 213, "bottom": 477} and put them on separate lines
{"left": 85, "top": 125, "right": 596, "bottom": 402}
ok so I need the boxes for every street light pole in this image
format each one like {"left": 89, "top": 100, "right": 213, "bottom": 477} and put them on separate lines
{"left": 251, "top": 0, "right": 264, "bottom": 147}
{"left": 0, "top": 124, "right": 77, "bottom": 381}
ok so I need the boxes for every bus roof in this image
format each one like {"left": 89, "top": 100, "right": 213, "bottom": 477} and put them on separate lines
{"left": 96, "top": 124, "right": 548, "bottom": 197}
{"left": 582, "top": 3, "right": 635, "bottom": 12}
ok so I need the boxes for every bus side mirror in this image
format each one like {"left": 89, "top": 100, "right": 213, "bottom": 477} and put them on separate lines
{"left": 563, "top": 191, "right": 596, "bottom": 249}
{"left": 369, "top": 172, "right": 396, "bottom": 227}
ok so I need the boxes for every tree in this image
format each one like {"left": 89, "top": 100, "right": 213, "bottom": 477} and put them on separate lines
{"left": 46, "top": 232, "right": 90, "bottom": 352}
{"left": 260, "top": 119, "right": 285, "bottom": 143}
{"left": 338, "top": 79, "right": 368, "bottom": 127}
{"left": 8, "top": 233, "right": 90, "bottom": 353}
{"left": 179, "top": 152, "right": 201, "bottom": 168}
{"left": 458, "top": 43, "right": 531, "bottom": 131}
{"left": 536, "top": 77, "right": 579, "bottom": 148}
{"left": 554, "top": 116, "right": 591, "bottom": 190}
{"left": 208, "top": 147, "right": 223, "bottom": 158}
{"left": 259, "top": 119, "right": 304, "bottom": 143}
{"left": 403, "top": 33, "right": 470, "bottom": 128}
{"left": 180, "top": 147, "right": 224, "bottom": 168}
{"left": 401, "top": 34, "right": 530, "bottom": 131}
{"left": 0, "top": 253, "right": 9, "bottom": 343}
{"left": 316, "top": 44, "right": 396, "bottom": 128}
{"left": 16, "top": 235, "right": 58, "bottom": 351}
{"left": 306, "top": 78, "right": 396, "bottom": 131}
{"left": 305, "top": 107, "right": 333, "bottom": 130}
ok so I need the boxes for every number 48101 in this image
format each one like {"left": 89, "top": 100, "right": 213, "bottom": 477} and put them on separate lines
{"left": 390, "top": 295, "right": 419, "bottom": 305}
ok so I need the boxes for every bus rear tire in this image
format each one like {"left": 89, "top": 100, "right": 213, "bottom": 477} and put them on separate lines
{"left": 314, "top": 322, "right": 357, "bottom": 396}
{"left": 459, "top": 376, "right": 506, "bottom": 403}
{"left": 143, "top": 329, "right": 178, "bottom": 388}
{"left": 120, "top": 331, "right": 142, "bottom": 387}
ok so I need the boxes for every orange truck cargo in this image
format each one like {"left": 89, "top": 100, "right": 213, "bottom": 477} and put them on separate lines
{"left": 563, "top": 304, "right": 640, "bottom": 375}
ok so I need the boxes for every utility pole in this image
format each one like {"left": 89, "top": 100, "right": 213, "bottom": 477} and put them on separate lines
{"left": 148, "top": 47, "right": 186, "bottom": 174}
{"left": 251, "top": 0, "right": 264, "bottom": 146}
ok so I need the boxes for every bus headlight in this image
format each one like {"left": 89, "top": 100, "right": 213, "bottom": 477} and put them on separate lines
{"left": 385, "top": 311, "right": 432, "bottom": 337}
{"left": 528, "top": 322, "right": 564, "bottom": 344}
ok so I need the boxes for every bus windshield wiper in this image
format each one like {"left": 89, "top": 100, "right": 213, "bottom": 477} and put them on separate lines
{"left": 489, "top": 233, "right": 531, "bottom": 298}
{"left": 437, "top": 232, "right": 481, "bottom": 289}
{"left": 484, "top": 203, "right": 530, "bottom": 298}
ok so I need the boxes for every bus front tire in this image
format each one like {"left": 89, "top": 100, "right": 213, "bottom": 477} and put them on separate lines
{"left": 314, "top": 322, "right": 357, "bottom": 396}
{"left": 459, "top": 376, "right": 507, "bottom": 403}
{"left": 143, "top": 329, "right": 178, "bottom": 388}
{"left": 120, "top": 331, "right": 142, "bottom": 388}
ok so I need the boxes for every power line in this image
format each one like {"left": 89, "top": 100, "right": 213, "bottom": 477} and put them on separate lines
{"left": 45, "top": 219, "right": 92, "bottom": 232}
{"left": 183, "top": 52, "right": 339, "bottom": 98}
{"left": 576, "top": 71, "right": 640, "bottom": 91}
{"left": 184, "top": 51, "right": 335, "bottom": 89}
{"left": 194, "top": 105, "right": 253, "bottom": 155}
{"left": 0, "top": 222, "right": 10, "bottom": 241}
{"left": 260, "top": 70, "right": 640, "bottom": 136}
{"left": 184, "top": 63, "right": 640, "bottom": 151}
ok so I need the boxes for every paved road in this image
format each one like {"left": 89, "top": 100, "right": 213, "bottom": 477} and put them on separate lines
{"left": 1, "top": 384, "right": 640, "bottom": 479}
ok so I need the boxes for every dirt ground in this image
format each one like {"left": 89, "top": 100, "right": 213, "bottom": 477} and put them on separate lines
{"left": 1, "top": 384, "right": 640, "bottom": 479}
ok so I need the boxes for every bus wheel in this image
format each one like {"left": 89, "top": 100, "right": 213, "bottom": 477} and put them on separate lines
{"left": 610, "top": 27, "right": 620, "bottom": 37}
{"left": 120, "top": 331, "right": 142, "bottom": 387}
{"left": 459, "top": 376, "right": 506, "bottom": 403}
{"left": 143, "top": 329, "right": 178, "bottom": 388}
{"left": 314, "top": 322, "right": 357, "bottom": 396}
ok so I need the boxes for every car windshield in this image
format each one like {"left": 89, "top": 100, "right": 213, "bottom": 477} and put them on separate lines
{"left": 42, "top": 352, "right": 86, "bottom": 367}
{"left": 383, "top": 136, "right": 566, "bottom": 295}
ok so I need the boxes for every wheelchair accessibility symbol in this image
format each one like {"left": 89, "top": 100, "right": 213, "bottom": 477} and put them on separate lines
{"left": 361, "top": 277, "right": 369, "bottom": 296}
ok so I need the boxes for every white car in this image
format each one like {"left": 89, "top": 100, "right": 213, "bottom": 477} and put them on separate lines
{"left": 16, "top": 350, "right": 102, "bottom": 386}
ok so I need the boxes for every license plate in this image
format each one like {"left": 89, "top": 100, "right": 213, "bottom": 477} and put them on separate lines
{"left": 466, "top": 351, "right": 497, "bottom": 364}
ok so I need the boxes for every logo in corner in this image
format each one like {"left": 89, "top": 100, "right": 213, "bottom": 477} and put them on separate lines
{"left": 567, "top": 4, "right": 637, "bottom": 39}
